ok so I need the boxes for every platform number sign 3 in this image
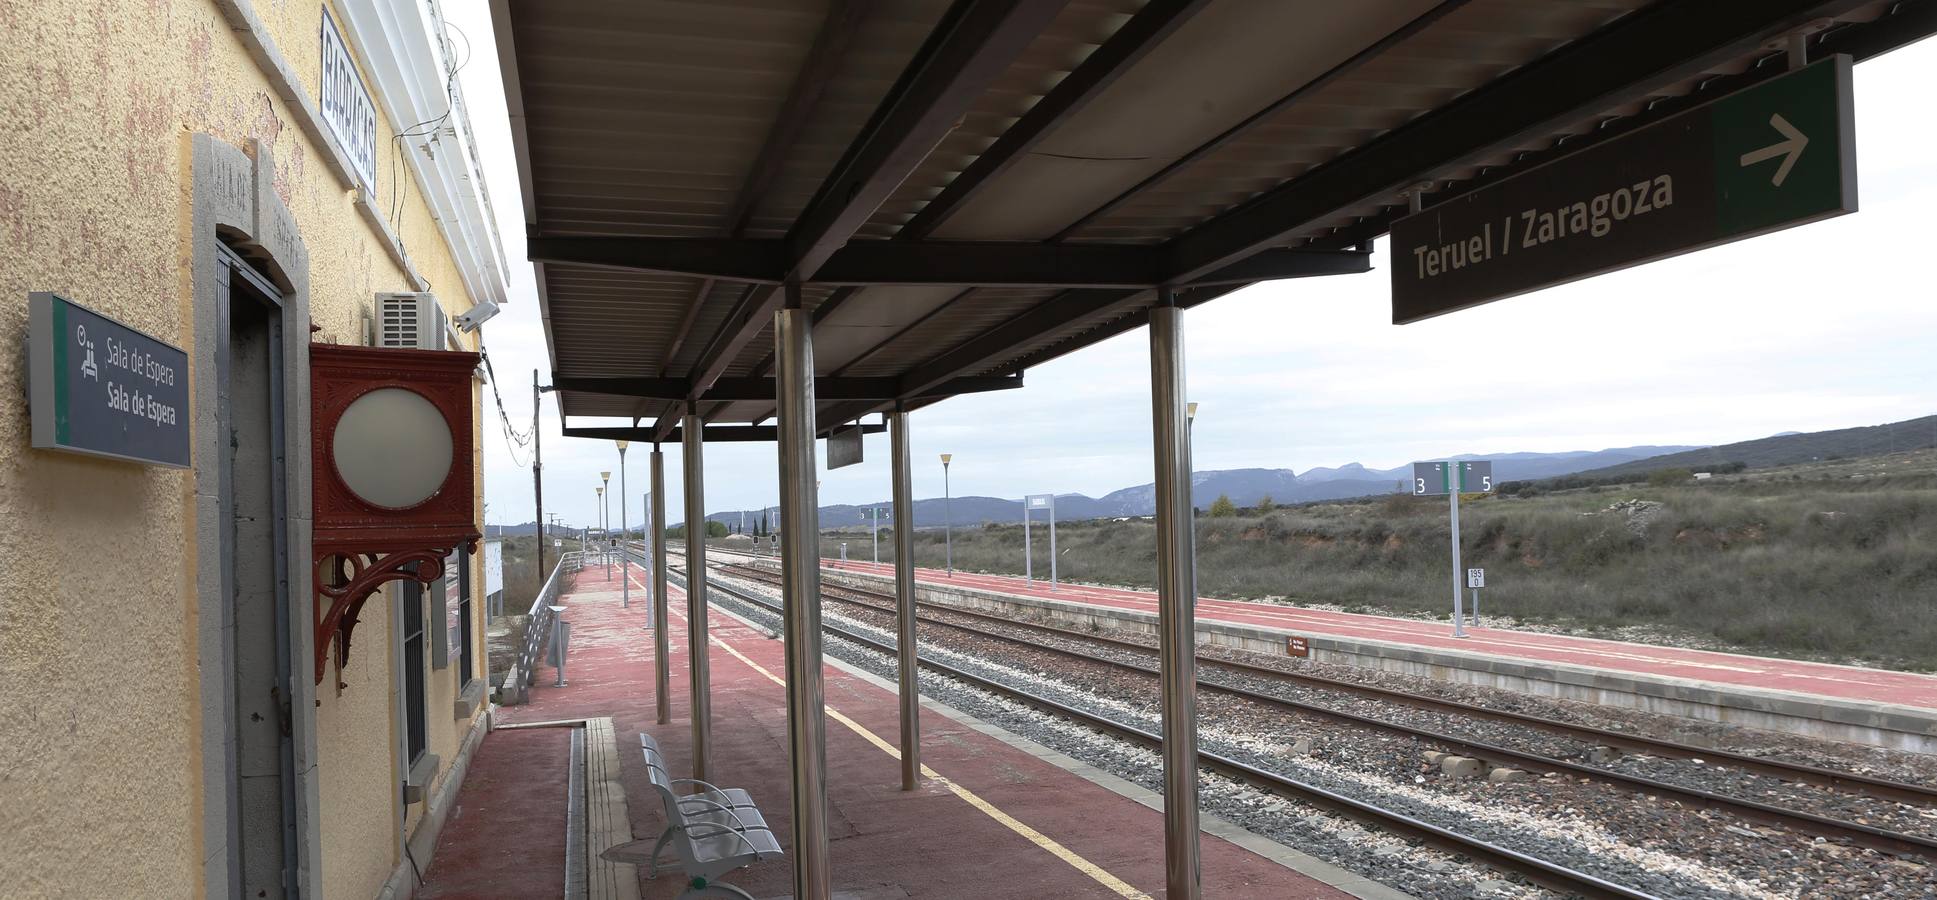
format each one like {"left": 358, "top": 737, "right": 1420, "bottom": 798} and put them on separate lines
{"left": 1412, "top": 461, "right": 1447, "bottom": 495}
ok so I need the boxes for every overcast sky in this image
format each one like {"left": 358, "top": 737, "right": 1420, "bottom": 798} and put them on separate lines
{"left": 446, "top": 11, "right": 1937, "bottom": 530}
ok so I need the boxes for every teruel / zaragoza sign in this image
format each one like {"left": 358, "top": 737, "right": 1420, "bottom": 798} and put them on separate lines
{"left": 1391, "top": 55, "right": 1856, "bottom": 324}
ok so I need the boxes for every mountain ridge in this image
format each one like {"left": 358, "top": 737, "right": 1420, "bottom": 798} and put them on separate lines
{"left": 490, "top": 417, "right": 1937, "bottom": 532}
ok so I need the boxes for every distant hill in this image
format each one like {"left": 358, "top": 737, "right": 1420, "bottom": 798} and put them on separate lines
{"left": 505, "top": 420, "right": 1936, "bottom": 533}
{"left": 500, "top": 441, "right": 1727, "bottom": 533}
{"left": 791, "top": 444, "right": 1705, "bottom": 529}
{"left": 1579, "top": 415, "right": 1937, "bottom": 478}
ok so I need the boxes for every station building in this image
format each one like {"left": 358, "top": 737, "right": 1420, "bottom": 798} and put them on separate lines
{"left": 8, "top": 2, "right": 1937, "bottom": 900}
{"left": 0, "top": 1, "right": 506, "bottom": 898}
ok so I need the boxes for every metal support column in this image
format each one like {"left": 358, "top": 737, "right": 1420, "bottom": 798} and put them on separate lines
{"left": 776, "top": 294, "right": 830, "bottom": 900}
{"left": 1449, "top": 481, "right": 1468, "bottom": 639}
{"left": 890, "top": 408, "right": 921, "bottom": 791}
{"left": 1023, "top": 504, "right": 1032, "bottom": 583}
{"left": 1149, "top": 293, "right": 1202, "bottom": 899}
{"left": 682, "top": 408, "right": 711, "bottom": 781}
{"left": 652, "top": 445, "right": 671, "bottom": 725}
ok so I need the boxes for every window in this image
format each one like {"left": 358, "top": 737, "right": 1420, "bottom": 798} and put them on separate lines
{"left": 401, "top": 581, "right": 427, "bottom": 765}
{"left": 431, "top": 546, "right": 473, "bottom": 687}
{"left": 453, "top": 546, "right": 473, "bottom": 687}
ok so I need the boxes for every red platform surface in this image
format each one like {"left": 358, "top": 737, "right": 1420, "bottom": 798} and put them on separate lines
{"left": 453, "top": 560, "right": 1348, "bottom": 898}
{"left": 420, "top": 726, "right": 573, "bottom": 898}
{"left": 821, "top": 559, "right": 1937, "bottom": 711}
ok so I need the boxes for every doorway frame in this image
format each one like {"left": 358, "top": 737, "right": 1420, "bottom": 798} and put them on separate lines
{"left": 189, "top": 135, "right": 321, "bottom": 900}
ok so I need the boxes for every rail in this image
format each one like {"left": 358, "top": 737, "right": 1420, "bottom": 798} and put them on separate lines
{"left": 718, "top": 557, "right": 1937, "bottom": 808}
{"left": 501, "top": 549, "right": 583, "bottom": 705}
{"left": 692, "top": 568, "right": 1658, "bottom": 900}
{"left": 718, "top": 561, "right": 1937, "bottom": 858}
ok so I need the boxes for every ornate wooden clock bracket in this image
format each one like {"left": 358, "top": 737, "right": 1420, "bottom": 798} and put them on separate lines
{"left": 312, "top": 549, "right": 461, "bottom": 687}
{"left": 310, "top": 343, "right": 482, "bottom": 687}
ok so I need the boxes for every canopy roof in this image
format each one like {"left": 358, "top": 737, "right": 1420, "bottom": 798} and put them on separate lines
{"left": 491, "top": 0, "right": 1934, "bottom": 440}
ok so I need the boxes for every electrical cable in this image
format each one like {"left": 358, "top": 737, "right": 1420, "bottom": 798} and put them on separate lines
{"left": 388, "top": 21, "right": 473, "bottom": 231}
{"left": 479, "top": 343, "right": 536, "bottom": 469}
{"left": 403, "top": 839, "right": 424, "bottom": 885}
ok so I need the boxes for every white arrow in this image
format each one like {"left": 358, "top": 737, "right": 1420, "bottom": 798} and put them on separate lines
{"left": 1739, "top": 113, "right": 1808, "bottom": 187}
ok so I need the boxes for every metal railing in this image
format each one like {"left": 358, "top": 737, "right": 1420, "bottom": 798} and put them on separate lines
{"left": 502, "top": 549, "right": 582, "bottom": 705}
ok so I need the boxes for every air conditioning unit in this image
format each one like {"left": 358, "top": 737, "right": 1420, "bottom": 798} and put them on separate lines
{"left": 376, "top": 292, "right": 447, "bottom": 350}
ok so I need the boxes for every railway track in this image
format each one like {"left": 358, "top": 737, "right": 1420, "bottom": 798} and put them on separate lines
{"left": 701, "top": 559, "right": 1937, "bottom": 861}
{"left": 676, "top": 561, "right": 1662, "bottom": 900}
{"left": 703, "top": 554, "right": 1933, "bottom": 805}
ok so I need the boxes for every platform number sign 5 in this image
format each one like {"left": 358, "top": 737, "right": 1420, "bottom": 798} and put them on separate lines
{"left": 1461, "top": 461, "right": 1494, "bottom": 493}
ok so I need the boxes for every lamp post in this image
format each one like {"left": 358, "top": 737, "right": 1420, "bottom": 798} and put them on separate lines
{"left": 616, "top": 442, "right": 630, "bottom": 608}
{"left": 940, "top": 453, "right": 953, "bottom": 577}
{"left": 597, "top": 481, "right": 609, "bottom": 579}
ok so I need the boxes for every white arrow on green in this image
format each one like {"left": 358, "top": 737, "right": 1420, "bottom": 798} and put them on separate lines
{"left": 1739, "top": 113, "right": 1808, "bottom": 187}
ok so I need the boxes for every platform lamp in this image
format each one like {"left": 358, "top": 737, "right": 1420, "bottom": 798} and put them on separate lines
{"left": 940, "top": 453, "right": 953, "bottom": 577}
{"left": 596, "top": 482, "right": 609, "bottom": 579}
{"left": 616, "top": 441, "right": 630, "bottom": 609}
{"left": 600, "top": 470, "right": 612, "bottom": 539}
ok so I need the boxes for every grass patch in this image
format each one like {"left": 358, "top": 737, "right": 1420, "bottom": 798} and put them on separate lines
{"left": 827, "top": 450, "right": 1937, "bottom": 671}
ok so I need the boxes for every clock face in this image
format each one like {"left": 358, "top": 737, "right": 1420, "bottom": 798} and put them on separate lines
{"left": 331, "top": 387, "right": 454, "bottom": 509}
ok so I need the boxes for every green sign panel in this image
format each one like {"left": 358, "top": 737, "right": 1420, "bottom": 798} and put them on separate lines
{"left": 28, "top": 292, "right": 191, "bottom": 467}
{"left": 1392, "top": 55, "right": 1856, "bottom": 324}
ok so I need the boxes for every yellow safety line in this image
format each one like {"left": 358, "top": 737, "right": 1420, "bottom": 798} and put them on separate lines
{"left": 623, "top": 564, "right": 1149, "bottom": 897}
{"left": 709, "top": 629, "right": 1152, "bottom": 900}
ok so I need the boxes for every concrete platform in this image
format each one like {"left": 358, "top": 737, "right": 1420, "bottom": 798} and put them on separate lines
{"left": 485, "top": 558, "right": 1383, "bottom": 899}
{"left": 811, "top": 559, "right": 1937, "bottom": 755}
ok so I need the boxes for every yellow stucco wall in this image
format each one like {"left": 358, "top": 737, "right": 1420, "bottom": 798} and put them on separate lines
{"left": 0, "top": 1, "right": 494, "bottom": 897}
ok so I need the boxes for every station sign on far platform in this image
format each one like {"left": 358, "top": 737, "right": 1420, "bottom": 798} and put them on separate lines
{"left": 1390, "top": 55, "right": 1855, "bottom": 323}
{"left": 1411, "top": 460, "right": 1493, "bottom": 496}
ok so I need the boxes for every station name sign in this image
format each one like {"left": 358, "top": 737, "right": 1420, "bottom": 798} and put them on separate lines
{"left": 29, "top": 292, "right": 190, "bottom": 467}
{"left": 1391, "top": 55, "right": 1856, "bottom": 324}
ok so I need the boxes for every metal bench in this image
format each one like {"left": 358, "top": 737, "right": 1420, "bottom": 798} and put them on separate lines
{"left": 601, "top": 733, "right": 783, "bottom": 900}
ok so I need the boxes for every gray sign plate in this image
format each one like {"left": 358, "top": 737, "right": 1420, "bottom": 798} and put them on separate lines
{"left": 1459, "top": 460, "right": 1494, "bottom": 493}
{"left": 29, "top": 292, "right": 190, "bottom": 467}
{"left": 826, "top": 423, "right": 863, "bottom": 470}
{"left": 1411, "top": 461, "right": 1448, "bottom": 496}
